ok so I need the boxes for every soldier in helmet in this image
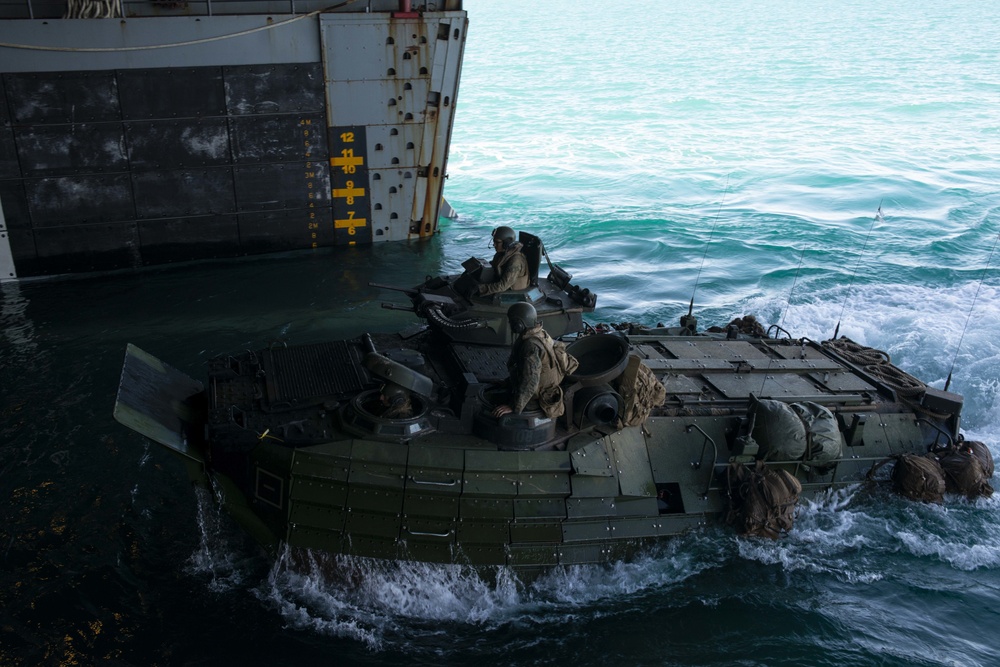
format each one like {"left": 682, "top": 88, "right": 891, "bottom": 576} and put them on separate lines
{"left": 478, "top": 226, "right": 529, "bottom": 295}
{"left": 378, "top": 382, "right": 413, "bottom": 419}
{"left": 492, "top": 302, "right": 578, "bottom": 419}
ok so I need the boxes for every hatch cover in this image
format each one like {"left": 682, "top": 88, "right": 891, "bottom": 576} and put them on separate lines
{"left": 451, "top": 344, "right": 510, "bottom": 384}
{"left": 262, "top": 341, "right": 364, "bottom": 405}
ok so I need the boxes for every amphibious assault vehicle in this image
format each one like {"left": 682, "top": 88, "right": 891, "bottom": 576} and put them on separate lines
{"left": 114, "top": 233, "right": 991, "bottom": 571}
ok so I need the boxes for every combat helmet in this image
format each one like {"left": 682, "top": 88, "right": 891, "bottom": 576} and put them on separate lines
{"left": 507, "top": 302, "right": 537, "bottom": 334}
{"left": 491, "top": 226, "right": 517, "bottom": 250}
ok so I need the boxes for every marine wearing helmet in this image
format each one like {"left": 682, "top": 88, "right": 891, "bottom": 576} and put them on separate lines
{"left": 478, "top": 226, "right": 529, "bottom": 295}
{"left": 491, "top": 303, "right": 579, "bottom": 419}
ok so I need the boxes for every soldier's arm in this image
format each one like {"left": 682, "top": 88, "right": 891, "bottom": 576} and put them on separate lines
{"left": 512, "top": 345, "right": 542, "bottom": 413}
{"left": 478, "top": 253, "right": 526, "bottom": 295}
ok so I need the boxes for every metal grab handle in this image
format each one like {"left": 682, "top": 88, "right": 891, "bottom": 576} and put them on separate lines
{"left": 916, "top": 418, "right": 955, "bottom": 450}
{"left": 687, "top": 423, "right": 720, "bottom": 498}
{"left": 408, "top": 476, "right": 458, "bottom": 487}
{"left": 404, "top": 527, "right": 454, "bottom": 538}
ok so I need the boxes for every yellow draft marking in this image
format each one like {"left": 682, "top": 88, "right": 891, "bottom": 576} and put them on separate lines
{"left": 332, "top": 180, "right": 365, "bottom": 204}
{"left": 335, "top": 211, "right": 367, "bottom": 232}
{"left": 330, "top": 149, "right": 364, "bottom": 174}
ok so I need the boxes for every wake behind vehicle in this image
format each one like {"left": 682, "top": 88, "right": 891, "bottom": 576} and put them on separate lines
{"left": 114, "top": 235, "right": 993, "bottom": 572}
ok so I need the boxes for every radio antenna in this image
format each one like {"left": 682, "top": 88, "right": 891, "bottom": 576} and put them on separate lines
{"left": 832, "top": 201, "right": 883, "bottom": 340}
{"left": 689, "top": 174, "right": 731, "bottom": 309}
{"left": 759, "top": 247, "right": 807, "bottom": 395}
{"left": 943, "top": 225, "right": 1000, "bottom": 391}
{"left": 779, "top": 247, "right": 807, "bottom": 332}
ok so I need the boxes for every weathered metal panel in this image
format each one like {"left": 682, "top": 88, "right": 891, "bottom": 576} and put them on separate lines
{"left": 514, "top": 498, "right": 566, "bottom": 519}
{"left": 865, "top": 412, "right": 926, "bottom": 455}
{"left": 345, "top": 535, "right": 400, "bottom": 560}
{"left": 321, "top": 16, "right": 452, "bottom": 83}
{"left": 368, "top": 168, "right": 414, "bottom": 241}
{"left": 0, "top": 78, "right": 8, "bottom": 125}
{"left": 288, "top": 501, "right": 347, "bottom": 533}
{"left": 703, "top": 371, "right": 820, "bottom": 400}
{"left": 466, "top": 450, "right": 520, "bottom": 472}
{"left": 566, "top": 497, "right": 615, "bottom": 519}
{"left": 558, "top": 543, "right": 606, "bottom": 565}
{"left": 14, "top": 123, "right": 128, "bottom": 176}
{"left": 137, "top": 215, "right": 242, "bottom": 264}
{"left": 0, "top": 180, "right": 29, "bottom": 229}
{"left": 456, "top": 519, "right": 508, "bottom": 543}
{"left": 463, "top": 471, "right": 519, "bottom": 496}
{"left": 507, "top": 544, "right": 560, "bottom": 567}
{"left": 348, "top": 440, "right": 408, "bottom": 488}
{"left": 132, "top": 168, "right": 235, "bottom": 219}
{"left": 741, "top": 358, "right": 844, "bottom": 372}
{"left": 31, "top": 222, "right": 138, "bottom": 272}
{"left": 519, "top": 451, "right": 573, "bottom": 473}
{"left": 644, "top": 419, "right": 727, "bottom": 516}
{"left": 562, "top": 519, "right": 611, "bottom": 543}
{"left": 4, "top": 71, "right": 121, "bottom": 124}
{"left": 364, "top": 124, "right": 424, "bottom": 170}
{"left": 289, "top": 478, "right": 349, "bottom": 507}
{"left": 660, "top": 372, "right": 706, "bottom": 396}
{"left": 0, "top": 130, "right": 17, "bottom": 181}
{"left": 237, "top": 208, "right": 335, "bottom": 252}
{"left": 230, "top": 113, "right": 327, "bottom": 163}
{"left": 516, "top": 473, "right": 571, "bottom": 498}
{"left": 117, "top": 67, "right": 227, "bottom": 120}
{"left": 609, "top": 516, "right": 660, "bottom": 540}
{"left": 459, "top": 497, "right": 513, "bottom": 520}
{"left": 287, "top": 525, "right": 344, "bottom": 553}
{"left": 510, "top": 519, "right": 563, "bottom": 544}
{"left": 607, "top": 428, "right": 656, "bottom": 497}
{"left": 345, "top": 509, "right": 400, "bottom": 540}
{"left": 403, "top": 491, "right": 460, "bottom": 519}
{"left": 662, "top": 340, "right": 769, "bottom": 361}
{"left": 615, "top": 497, "right": 660, "bottom": 517}
{"left": 223, "top": 63, "right": 325, "bottom": 116}
{"left": 346, "top": 485, "right": 402, "bottom": 515}
{"left": 458, "top": 544, "right": 507, "bottom": 566}
{"left": 570, "top": 439, "right": 615, "bottom": 477}
{"left": 26, "top": 174, "right": 134, "bottom": 226}
{"left": 428, "top": 20, "right": 457, "bottom": 92}
{"left": 234, "top": 162, "right": 330, "bottom": 212}
{"left": 400, "top": 539, "right": 453, "bottom": 564}
{"left": 125, "top": 119, "right": 232, "bottom": 170}
{"left": 320, "top": 18, "right": 395, "bottom": 82}
{"left": 810, "top": 371, "right": 877, "bottom": 393}
{"left": 568, "top": 474, "right": 619, "bottom": 499}
{"left": 0, "top": 17, "right": 324, "bottom": 73}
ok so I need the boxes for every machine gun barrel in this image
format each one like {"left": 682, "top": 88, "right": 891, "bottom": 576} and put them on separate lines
{"left": 381, "top": 302, "right": 417, "bottom": 312}
{"left": 370, "top": 282, "right": 418, "bottom": 296}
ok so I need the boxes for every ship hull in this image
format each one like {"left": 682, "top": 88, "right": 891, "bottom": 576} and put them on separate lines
{"left": 0, "top": 3, "right": 467, "bottom": 279}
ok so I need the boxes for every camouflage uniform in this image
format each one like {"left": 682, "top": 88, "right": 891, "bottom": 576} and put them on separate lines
{"left": 479, "top": 244, "right": 529, "bottom": 295}
{"left": 507, "top": 324, "right": 567, "bottom": 417}
{"left": 382, "top": 397, "right": 413, "bottom": 419}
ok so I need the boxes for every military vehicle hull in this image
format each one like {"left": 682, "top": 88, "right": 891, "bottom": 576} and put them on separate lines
{"left": 114, "top": 260, "right": 979, "bottom": 570}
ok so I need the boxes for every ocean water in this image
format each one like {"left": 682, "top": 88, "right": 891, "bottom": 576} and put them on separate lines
{"left": 3, "top": 0, "right": 1000, "bottom": 664}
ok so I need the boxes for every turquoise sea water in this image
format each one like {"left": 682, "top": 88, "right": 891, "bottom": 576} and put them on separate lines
{"left": 2, "top": 0, "right": 1000, "bottom": 664}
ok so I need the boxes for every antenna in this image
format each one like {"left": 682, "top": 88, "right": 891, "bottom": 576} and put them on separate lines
{"left": 832, "top": 201, "right": 883, "bottom": 340}
{"left": 778, "top": 247, "right": 807, "bottom": 333}
{"left": 689, "top": 174, "right": 731, "bottom": 310}
{"left": 943, "top": 225, "right": 1000, "bottom": 391}
{"left": 759, "top": 247, "right": 807, "bottom": 395}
